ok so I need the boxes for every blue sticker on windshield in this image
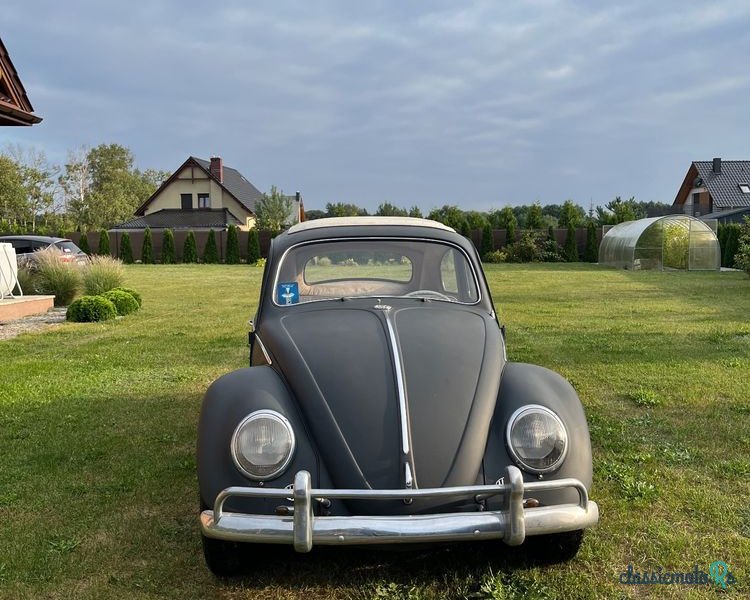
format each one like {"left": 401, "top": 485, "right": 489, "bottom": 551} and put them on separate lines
{"left": 278, "top": 282, "right": 299, "bottom": 305}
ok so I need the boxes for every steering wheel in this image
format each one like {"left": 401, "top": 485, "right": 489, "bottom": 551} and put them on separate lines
{"left": 404, "top": 289, "right": 454, "bottom": 302}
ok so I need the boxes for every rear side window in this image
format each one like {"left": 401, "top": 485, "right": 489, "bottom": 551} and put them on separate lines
{"left": 54, "top": 241, "right": 82, "bottom": 254}
{"left": 9, "top": 240, "right": 33, "bottom": 254}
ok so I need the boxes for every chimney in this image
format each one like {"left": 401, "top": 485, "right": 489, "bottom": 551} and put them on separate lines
{"left": 713, "top": 157, "right": 721, "bottom": 174}
{"left": 210, "top": 156, "right": 223, "bottom": 183}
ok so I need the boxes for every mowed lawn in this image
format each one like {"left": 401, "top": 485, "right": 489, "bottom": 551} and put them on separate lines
{"left": 1, "top": 264, "right": 749, "bottom": 599}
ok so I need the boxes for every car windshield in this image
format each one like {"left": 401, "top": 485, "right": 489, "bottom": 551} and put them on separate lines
{"left": 274, "top": 239, "right": 479, "bottom": 305}
{"left": 54, "top": 240, "right": 83, "bottom": 254}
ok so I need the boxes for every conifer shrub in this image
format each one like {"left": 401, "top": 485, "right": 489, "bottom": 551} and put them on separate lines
{"left": 584, "top": 221, "right": 599, "bottom": 262}
{"left": 480, "top": 222, "right": 494, "bottom": 258}
{"left": 563, "top": 223, "right": 579, "bottom": 262}
{"left": 98, "top": 229, "right": 110, "bottom": 255}
{"left": 183, "top": 231, "right": 198, "bottom": 263}
{"left": 225, "top": 225, "right": 240, "bottom": 264}
{"left": 161, "top": 229, "right": 176, "bottom": 264}
{"left": 119, "top": 233, "right": 134, "bottom": 264}
{"left": 101, "top": 289, "right": 139, "bottom": 315}
{"left": 203, "top": 229, "right": 219, "bottom": 263}
{"left": 66, "top": 295, "right": 116, "bottom": 322}
{"left": 77, "top": 233, "right": 91, "bottom": 255}
{"left": 142, "top": 227, "right": 154, "bottom": 264}
{"left": 247, "top": 228, "right": 261, "bottom": 264}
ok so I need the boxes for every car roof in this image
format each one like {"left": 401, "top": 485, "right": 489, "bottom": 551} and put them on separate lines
{"left": 287, "top": 217, "right": 456, "bottom": 234}
{"left": 0, "top": 235, "right": 70, "bottom": 243}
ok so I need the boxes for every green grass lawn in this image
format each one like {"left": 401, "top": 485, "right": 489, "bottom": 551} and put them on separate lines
{"left": 1, "top": 264, "right": 748, "bottom": 599}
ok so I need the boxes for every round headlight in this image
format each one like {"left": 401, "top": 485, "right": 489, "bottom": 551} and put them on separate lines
{"left": 231, "top": 410, "right": 295, "bottom": 480}
{"left": 506, "top": 405, "right": 567, "bottom": 474}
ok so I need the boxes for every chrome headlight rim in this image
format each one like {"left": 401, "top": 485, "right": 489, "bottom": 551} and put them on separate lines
{"left": 506, "top": 404, "right": 568, "bottom": 475}
{"left": 230, "top": 409, "right": 296, "bottom": 481}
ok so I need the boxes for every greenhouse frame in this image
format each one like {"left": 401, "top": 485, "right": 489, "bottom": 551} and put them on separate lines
{"left": 599, "top": 215, "right": 720, "bottom": 271}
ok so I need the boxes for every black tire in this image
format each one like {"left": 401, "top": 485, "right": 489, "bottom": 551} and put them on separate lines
{"left": 524, "top": 530, "right": 584, "bottom": 563}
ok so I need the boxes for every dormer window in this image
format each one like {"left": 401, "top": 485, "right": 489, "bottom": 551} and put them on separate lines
{"left": 739, "top": 184, "right": 750, "bottom": 194}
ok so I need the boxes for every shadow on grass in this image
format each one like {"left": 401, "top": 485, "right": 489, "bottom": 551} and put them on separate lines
{"left": 215, "top": 540, "right": 559, "bottom": 591}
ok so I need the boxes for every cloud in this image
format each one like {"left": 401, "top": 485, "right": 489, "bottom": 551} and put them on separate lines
{"left": 3, "top": 0, "right": 750, "bottom": 210}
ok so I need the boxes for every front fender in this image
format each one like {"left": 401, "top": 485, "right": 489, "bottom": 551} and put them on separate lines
{"left": 197, "top": 366, "right": 318, "bottom": 514}
{"left": 484, "top": 362, "right": 593, "bottom": 508}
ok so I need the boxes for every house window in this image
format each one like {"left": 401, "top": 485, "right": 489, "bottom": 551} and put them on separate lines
{"left": 692, "top": 193, "right": 701, "bottom": 216}
{"left": 181, "top": 193, "right": 193, "bottom": 210}
{"left": 198, "top": 193, "right": 210, "bottom": 208}
{"left": 739, "top": 184, "right": 750, "bottom": 194}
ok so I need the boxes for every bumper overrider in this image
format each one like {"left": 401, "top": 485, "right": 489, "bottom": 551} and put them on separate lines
{"left": 200, "top": 466, "right": 599, "bottom": 553}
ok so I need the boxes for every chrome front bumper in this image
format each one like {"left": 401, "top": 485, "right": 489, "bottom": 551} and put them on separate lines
{"left": 200, "top": 466, "right": 599, "bottom": 552}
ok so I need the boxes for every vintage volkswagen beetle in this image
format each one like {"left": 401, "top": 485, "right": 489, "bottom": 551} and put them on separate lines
{"left": 198, "top": 217, "right": 598, "bottom": 575}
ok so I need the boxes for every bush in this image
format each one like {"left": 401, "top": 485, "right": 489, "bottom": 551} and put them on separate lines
{"left": 505, "top": 219, "right": 517, "bottom": 246}
{"left": 541, "top": 226, "right": 561, "bottom": 262}
{"left": 98, "top": 229, "right": 110, "bottom": 255}
{"left": 66, "top": 295, "right": 116, "bottom": 322}
{"left": 142, "top": 227, "right": 154, "bottom": 264}
{"left": 32, "top": 249, "right": 82, "bottom": 306}
{"left": 82, "top": 255, "right": 124, "bottom": 295}
{"left": 584, "top": 221, "right": 599, "bottom": 262}
{"left": 254, "top": 257, "right": 267, "bottom": 268}
{"left": 225, "top": 225, "right": 240, "bottom": 264}
{"left": 77, "top": 233, "right": 90, "bottom": 255}
{"left": 161, "top": 229, "right": 176, "bottom": 264}
{"left": 101, "top": 289, "right": 139, "bottom": 315}
{"left": 119, "top": 232, "right": 134, "bottom": 264}
{"left": 483, "top": 250, "right": 507, "bottom": 263}
{"left": 203, "top": 229, "right": 219, "bottom": 263}
{"left": 563, "top": 223, "right": 579, "bottom": 262}
{"left": 111, "top": 286, "right": 142, "bottom": 307}
{"left": 247, "top": 228, "right": 261, "bottom": 264}
{"left": 734, "top": 217, "right": 750, "bottom": 277}
{"left": 183, "top": 231, "right": 198, "bottom": 263}
{"left": 505, "top": 232, "right": 543, "bottom": 263}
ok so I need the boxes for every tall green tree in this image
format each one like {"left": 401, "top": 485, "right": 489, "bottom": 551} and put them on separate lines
{"left": 183, "top": 231, "right": 198, "bottom": 263}
{"left": 526, "top": 202, "right": 543, "bottom": 229}
{"left": 325, "top": 202, "right": 368, "bottom": 217}
{"left": 5, "top": 146, "right": 58, "bottom": 232}
{"left": 255, "top": 186, "right": 294, "bottom": 233}
{"left": 408, "top": 206, "right": 423, "bottom": 218}
{"left": 161, "top": 229, "right": 176, "bottom": 264}
{"left": 598, "top": 196, "right": 645, "bottom": 225}
{"left": 98, "top": 229, "right": 110, "bottom": 255}
{"left": 0, "top": 155, "right": 26, "bottom": 226}
{"left": 119, "top": 232, "right": 134, "bottom": 263}
{"left": 491, "top": 206, "right": 518, "bottom": 245}
{"left": 427, "top": 205, "right": 468, "bottom": 231}
{"left": 225, "top": 225, "right": 240, "bottom": 264}
{"left": 247, "top": 228, "right": 261, "bottom": 264}
{"left": 559, "top": 200, "right": 584, "bottom": 228}
{"left": 203, "top": 229, "right": 219, "bottom": 263}
{"left": 376, "top": 202, "right": 408, "bottom": 216}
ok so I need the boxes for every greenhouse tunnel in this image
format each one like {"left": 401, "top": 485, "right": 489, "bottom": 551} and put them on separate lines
{"left": 599, "top": 215, "right": 720, "bottom": 271}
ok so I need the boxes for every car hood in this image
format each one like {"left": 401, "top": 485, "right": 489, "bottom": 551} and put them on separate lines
{"left": 262, "top": 302, "right": 504, "bottom": 496}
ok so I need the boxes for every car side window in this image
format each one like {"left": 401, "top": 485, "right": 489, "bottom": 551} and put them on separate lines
{"left": 10, "top": 241, "right": 33, "bottom": 254}
{"left": 32, "top": 241, "right": 50, "bottom": 251}
{"left": 440, "top": 250, "right": 459, "bottom": 293}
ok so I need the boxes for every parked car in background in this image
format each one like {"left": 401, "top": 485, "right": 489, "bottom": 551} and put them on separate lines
{"left": 0, "top": 235, "right": 88, "bottom": 267}
{"left": 198, "top": 217, "right": 599, "bottom": 576}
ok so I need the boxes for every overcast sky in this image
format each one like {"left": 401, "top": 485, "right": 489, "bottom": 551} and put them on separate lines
{"left": 3, "top": 1, "right": 750, "bottom": 212}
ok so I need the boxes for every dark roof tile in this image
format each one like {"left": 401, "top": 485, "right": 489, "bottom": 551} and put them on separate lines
{"left": 694, "top": 160, "right": 750, "bottom": 208}
{"left": 111, "top": 209, "right": 242, "bottom": 230}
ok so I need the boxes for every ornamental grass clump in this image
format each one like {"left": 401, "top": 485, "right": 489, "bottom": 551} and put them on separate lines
{"left": 32, "top": 248, "right": 82, "bottom": 306}
{"left": 101, "top": 289, "right": 139, "bottom": 316}
{"left": 82, "top": 255, "right": 124, "bottom": 295}
{"left": 66, "top": 295, "right": 116, "bottom": 322}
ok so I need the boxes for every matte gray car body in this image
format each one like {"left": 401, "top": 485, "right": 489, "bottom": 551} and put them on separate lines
{"left": 197, "top": 217, "right": 598, "bottom": 573}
